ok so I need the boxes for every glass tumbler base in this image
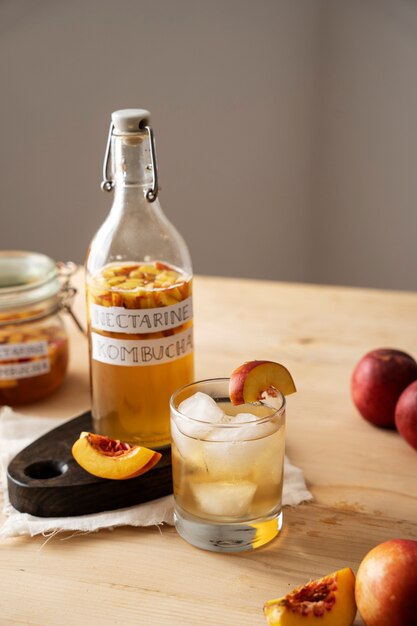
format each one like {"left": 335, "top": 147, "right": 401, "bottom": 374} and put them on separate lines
{"left": 174, "top": 506, "right": 283, "bottom": 553}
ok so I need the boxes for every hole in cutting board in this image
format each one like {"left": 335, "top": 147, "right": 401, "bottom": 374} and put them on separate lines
{"left": 24, "top": 460, "right": 69, "bottom": 480}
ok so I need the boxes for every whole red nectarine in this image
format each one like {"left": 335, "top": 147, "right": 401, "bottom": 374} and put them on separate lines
{"left": 395, "top": 380, "right": 417, "bottom": 451}
{"left": 351, "top": 349, "right": 417, "bottom": 427}
{"left": 355, "top": 538, "right": 417, "bottom": 626}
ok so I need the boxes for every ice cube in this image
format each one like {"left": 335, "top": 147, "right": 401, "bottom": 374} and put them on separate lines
{"left": 203, "top": 418, "right": 282, "bottom": 480}
{"left": 206, "top": 412, "right": 277, "bottom": 443}
{"left": 190, "top": 481, "right": 257, "bottom": 517}
{"left": 173, "top": 392, "right": 223, "bottom": 445}
{"left": 178, "top": 392, "right": 224, "bottom": 424}
{"left": 170, "top": 418, "right": 205, "bottom": 467}
{"left": 171, "top": 392, "right": 224, "bottom": 463}
{"left": 172, "top": 413, "right": 212, "bottom": 441}
{"left": 203, "top": 438, "right": 248, "bottom": 480}
{"left": 231, "top": 412, "right": 258, "bottom": 423}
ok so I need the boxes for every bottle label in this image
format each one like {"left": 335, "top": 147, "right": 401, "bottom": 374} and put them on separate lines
{"left": 89, "top": 296, "right": 193, "bottom": 335}
{"left": 0, "top": 340, "right": 49, "bottom": 361}
{"left": 91, "top": 327, "right": 193, "bottom": 367}
{"left": 0, "top": 358, "right": 51, "bottom": 380}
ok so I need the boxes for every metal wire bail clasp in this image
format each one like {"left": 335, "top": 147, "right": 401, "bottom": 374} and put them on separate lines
{"left": 56, "top": 261, "right": 86, "bottom": 334}
{"left": 100, "top": 121, "right": 159, "bottom": 203}
{"left": 101, "top": 122, "right": 115, "bottom": 192}
{"left": 141, "top": 123, "right": 159, "bottom": 203}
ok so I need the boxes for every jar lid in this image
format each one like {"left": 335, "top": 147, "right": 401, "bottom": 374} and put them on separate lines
{"left": 0, "top": 251, "right": 61, "bottom": 311}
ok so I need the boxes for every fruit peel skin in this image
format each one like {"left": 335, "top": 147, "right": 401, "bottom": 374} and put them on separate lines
{"left": 395, "top": 380, "right": 417, "bottom": 451}
{"left": 355, "top": 538, "right": 417, "bottom": 626}
{"left": 229, "top": 360, "right": 296, "bottom": 406}
{"left": 72, "top": 432, "right": 162, "bottom": 480}
{"left": 351, "top": 348, "right": 417, "bottom": 428}
{"left": 264, "top": 567, "right": 356, "bottom": 626}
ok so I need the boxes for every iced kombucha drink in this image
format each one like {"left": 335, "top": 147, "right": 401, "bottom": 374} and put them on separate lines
{"left": 87, "top": 260, "right": 194, "bottom": 448}
{"left": 170, "top": 380, "right": 285, "bottom": 552}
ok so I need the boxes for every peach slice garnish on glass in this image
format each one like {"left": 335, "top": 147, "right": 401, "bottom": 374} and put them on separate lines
{"left": 72, "top": 432, "right": 162, "bottom": 480}
{"left": 229, "top": 360, "right": 296, "bottom": 406}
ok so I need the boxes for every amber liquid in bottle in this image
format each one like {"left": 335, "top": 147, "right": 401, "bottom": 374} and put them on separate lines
{"left": 87, "top": 261, "right": 193, "bottom": 447}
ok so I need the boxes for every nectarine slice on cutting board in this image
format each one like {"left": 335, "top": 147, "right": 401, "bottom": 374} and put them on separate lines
{"left": 264, "top": 567, "right": 356, "bottom": 625}
{"left": 229, "top": 360, "right": 296, "bottom": 406}
{"left": 72, "top": 432, "right": 161, "bottom": 480}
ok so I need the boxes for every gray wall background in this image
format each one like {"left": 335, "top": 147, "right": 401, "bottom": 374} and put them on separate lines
{"left": 1, "top": 0, "right": 417, "bottom": 290}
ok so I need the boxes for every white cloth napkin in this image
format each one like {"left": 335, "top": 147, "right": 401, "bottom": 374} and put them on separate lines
{"left": 0, "top": 406, "right": 312, "bottom": 538}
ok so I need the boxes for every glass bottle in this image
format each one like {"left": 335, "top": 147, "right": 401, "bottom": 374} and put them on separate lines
{"left": 86, "top": 109, "right": 194, "bottom": 448}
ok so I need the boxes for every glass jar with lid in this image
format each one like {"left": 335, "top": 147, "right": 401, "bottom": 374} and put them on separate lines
{"left": 0, "top": 251, "right": 78, "bottom": 405}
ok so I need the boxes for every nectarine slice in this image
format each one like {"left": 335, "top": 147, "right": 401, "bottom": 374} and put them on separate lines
{"left": 229, "top": 360, "right": 296, "bottom": 406}
{"left": 72, "top": 432, "right": 161, "bottom": 480}
{"left": 264, "top": 567, "right": 356, "bottom": 625}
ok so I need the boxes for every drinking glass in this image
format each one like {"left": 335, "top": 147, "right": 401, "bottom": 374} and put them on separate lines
{"left": 170, "top": 378, "right": 285, "bottom": 552}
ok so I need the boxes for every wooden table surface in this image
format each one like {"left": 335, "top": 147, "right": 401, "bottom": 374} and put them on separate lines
{"left": 1, "top": 272, "right": 416, "bottom": 625}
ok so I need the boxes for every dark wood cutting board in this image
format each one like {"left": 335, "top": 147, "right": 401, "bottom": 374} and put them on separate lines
{"left": 7, "top": 411, "right": 173, "bottom": 518}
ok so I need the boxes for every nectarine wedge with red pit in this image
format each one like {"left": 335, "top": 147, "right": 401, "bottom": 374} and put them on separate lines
{"left": 264, "top": 567, "right": 356, "bottom": 626}
{"left": 229, "top": 360, "right": 296, "bottom": 406}
{"left": 72, "top": 432, "right": 161, "bottom": 480}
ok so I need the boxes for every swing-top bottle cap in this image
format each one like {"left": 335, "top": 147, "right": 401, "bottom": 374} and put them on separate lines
{"left": 111, "top": 109, "right": 151, "bottom": 134}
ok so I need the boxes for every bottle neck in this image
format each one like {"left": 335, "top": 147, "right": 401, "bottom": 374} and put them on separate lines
{"left": 111, "top": 132, "right": 154, "bottom": 191}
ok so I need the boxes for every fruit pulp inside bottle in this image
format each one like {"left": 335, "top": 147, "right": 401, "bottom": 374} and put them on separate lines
{"left": 87, "top": 261, "right": 194, "bottom": 448}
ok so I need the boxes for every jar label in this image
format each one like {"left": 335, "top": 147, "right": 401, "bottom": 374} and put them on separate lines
{"left": 89, "top": 296, "right": 193, "bottom": 335}
{"left": 91, "top": 327, "right": 193, "bottom": 367}
{"left": 0, "top": 340, "right": 49, "bottom": 361}
{"left": 0, "top": 358, "right": 51, "bottom": 380}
